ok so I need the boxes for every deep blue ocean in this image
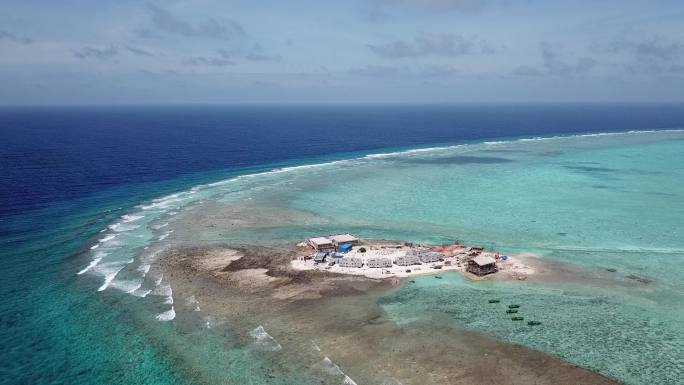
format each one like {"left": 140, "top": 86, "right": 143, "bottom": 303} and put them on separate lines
{"left": 2, "top": 103, "right": 684, "bottom": 384}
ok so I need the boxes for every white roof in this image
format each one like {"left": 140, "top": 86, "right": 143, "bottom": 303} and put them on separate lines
{"left": 327, "top": 233, "right": 358, "bottom": 243}
{"left": 308, "top": 237, "right": 333, "bottom": 246}
{"left": 472, "top": 255, "right": 496, "bottom": 266}
{"left": 397, "top": 255, "right": 420, "bottom": 259}
{"left": 340, "top": 257, "right": 362, "bottom": 262}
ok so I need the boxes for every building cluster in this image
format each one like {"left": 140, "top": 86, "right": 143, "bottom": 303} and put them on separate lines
{"left": 417, "top": 251, "right": 442, "bottom": 264}
{"left": 307, "top": 233, "right": 360, "bottom": 252}
{"left": 304, "top": 234, "right": 498, "bottom": 276}
{"left": 367, "top": 257, "right": 392, "bottom": 268}
{"left": 338, "top": 257, "right": 363, "bottom": 268}
{"left": 305, "top": 234, "right": 453, "bottom": 270}
{"left": 394, "top": 255, "right": 421, "bottom": 266}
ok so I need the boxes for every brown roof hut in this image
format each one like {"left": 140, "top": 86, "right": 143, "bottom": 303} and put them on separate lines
{"left": 467, "top": 255, "right": 498, "bottom": 276}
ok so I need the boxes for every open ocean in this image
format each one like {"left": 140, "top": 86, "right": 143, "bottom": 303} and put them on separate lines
{"left": 2, "top": 104, "right": 684, "bottom": 385}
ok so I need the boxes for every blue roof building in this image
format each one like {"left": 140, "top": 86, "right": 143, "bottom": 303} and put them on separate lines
{"left": 337, "top": 243, "right": 353, "bottom": 253}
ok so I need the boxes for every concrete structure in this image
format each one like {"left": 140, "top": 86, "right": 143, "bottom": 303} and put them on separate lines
{"left": 468, "top": 246, "right": 485, "bottom": 256}
{"left": 395, "top": 255, "right": 421, "bottom": 266}
{"left": 467, "top": 255, "right": 498, "bottom": 276}
{"left": 313, "top": 252, "right": 327, "bottom": 263}
{"left": 308, "top": 237, "right": 334, "bottom": 252}
{"left": 367, "top": 257, "right": 392, "bottom": 268}
{"left": 328, "top": 233, "right": 360, "bottom": 245}
{"left": 338, "top": 257, "right": 363, "bottom": 268}
{"left": 419, "top": 252, "right": 442, "bottom": 264}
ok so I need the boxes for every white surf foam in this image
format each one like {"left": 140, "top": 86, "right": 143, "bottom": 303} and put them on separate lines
{"left": 152, "top": 283, "right": 172, "bottom": 297}
{"left": 311, "top": 357, "right": 344, "bottom": 376}
{"left": 152, "top": 222, "right": 169, "bottom": 229}
{"left": 97, "top": 266, "right": 125, "bottom": 291}
{"left": 204, "top": 315, "right": 226, "bottom": 329}
{"left": 552, "top": 245, "right": 684, "bottom": 255}
{"left": 359, "top": 129, "right": 684, "bottom": 162}
{"left": 94, "top": 258, "right": 134, "bottom": 291}
{"left": 139, "top": 248, "right": 164, "bottom": 266}
{"left": 109, "top": 278, "right": 144, "bottom": 294}
{"left": 364, "top": 145, "right": 463, "bottom": 160}
{"left": 150, "top": 282, "right": 174, "bottom": 305}
{"left": 137, "top": 264, "right": 151, "bottom": 275}
{"left": 156, "top": 307, "right": 176, "bottom": 321}
{"left": 139, "top": 196, "right": 184, "bottom": 210}
{"left": 131, "top": 288, "right": 152, "bottom": 298}
{"left": 249, "top": 325, "right": 282, "bottom": 351}
{"left": 514, "top": 129, "right": 684, "bottom": 144}
{"left": 98, "top": 234, "right": 117, "bottom": 243}
{"left": 185, "top": 295, "right": 201, "bottom": 311}
{"left": 270, "top": 159, "right": 352, "bottom": 174}
{"left": 109, "top": 222, "right": 140, "bottom": 232}
{"left": 122, "top": 214, "right": 145, "bottom": 222}
{"left": 77, "top": 252, "right": 106, "bottom": 275}
{"left": 311, "top": 357, "right": 357, "bottom": 384}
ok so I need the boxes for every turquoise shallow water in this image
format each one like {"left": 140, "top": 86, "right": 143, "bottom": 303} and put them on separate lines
{"left": 280, "top": 130, "right": 684, "bottom": 383}
{"left": 194, "top": 130, "right": 684, "bottom": 384}
{"left": 4, "top": 129, "right": 684, "bottom": 384}
{"left": 380, "top": 272, "right": 684, "bottom": 385}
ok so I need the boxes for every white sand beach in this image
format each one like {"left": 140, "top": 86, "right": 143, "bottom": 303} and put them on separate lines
{"left": 290, "top": 241, "right": 534, "bottom": 280}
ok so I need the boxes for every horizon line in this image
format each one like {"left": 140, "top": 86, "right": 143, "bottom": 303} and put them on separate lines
{"left": 2, "top": 101, "right": 684, "bottom": 108}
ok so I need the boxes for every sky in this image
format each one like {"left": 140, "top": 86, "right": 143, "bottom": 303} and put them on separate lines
{"left": 0, "top": 0, "right": 683, "bottom": 104}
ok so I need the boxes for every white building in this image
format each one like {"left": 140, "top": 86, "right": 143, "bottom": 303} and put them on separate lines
{"left": 395, "top": 255, "right": 421, "bottom": 266}
{"left": 367, "top": 257, "right": 392, "bottom": 268}
{"left": 327, "top": 233, "right": 360, "bottom": 245}
{"left": 308, "top": 237, "right": 334, "bottom": 252}
{"left": 338, "top": 257, "right": 363, "bottom": 268}
{"left": 420, "top": 252, "right": 442, "bottom": 264}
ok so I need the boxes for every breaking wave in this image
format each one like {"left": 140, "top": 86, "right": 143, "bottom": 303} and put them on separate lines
{"left": 311, "top": 357, "right": 358, "bottom": 385}
{"left": 249, "top": 325, "right": 282, "bottom": 352}
{"left": 551, "top": 245, "right": 684, "bottom": 255}
{"left": 156, "top": 307, "right": 176, "bottom": 321}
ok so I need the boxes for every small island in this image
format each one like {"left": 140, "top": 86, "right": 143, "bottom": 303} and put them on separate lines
{"left": 291, "top": 233, "right": 534, "bottom": 280}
